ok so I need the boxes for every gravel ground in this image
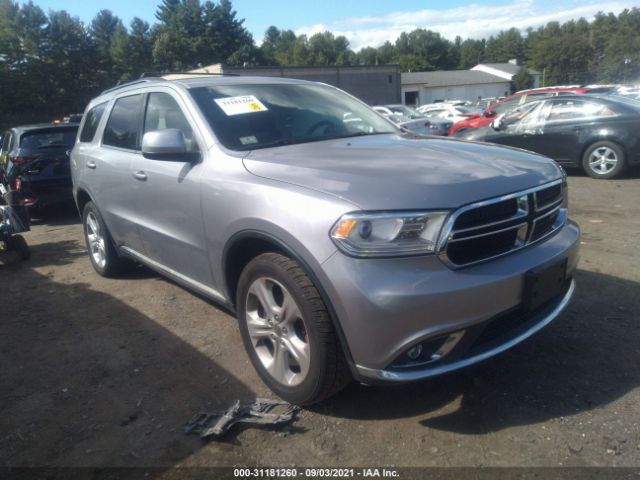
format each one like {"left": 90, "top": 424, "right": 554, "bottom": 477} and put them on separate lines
{"left": 1, "top": 174, "right": 639, "bottom": 470}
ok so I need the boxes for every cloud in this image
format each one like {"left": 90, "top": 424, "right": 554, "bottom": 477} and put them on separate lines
{"left": 294, "top": 0, "right": 638, "bottom": 50}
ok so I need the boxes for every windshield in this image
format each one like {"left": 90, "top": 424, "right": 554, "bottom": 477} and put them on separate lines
{"left": 190, "top": 84, "right": 398, "bottom": 151}
{"left": 19, "top": 127, "right": 77, "bottom": 150}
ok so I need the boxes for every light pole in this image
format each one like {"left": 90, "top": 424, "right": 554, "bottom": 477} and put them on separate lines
{"left": 624, "top": 57, "right": 631, "bottom": 83}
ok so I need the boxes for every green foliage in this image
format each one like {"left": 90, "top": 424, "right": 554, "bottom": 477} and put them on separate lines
{"left": 459, "top": 39, "right": 485, "bottom": 69}
{"left": 1, "top": 0, "right": 640, "bottom": 131}
{"left": 511, "top": 67, "right": 534, "bottom": 92}
{"left": 485, "top": 28, "right": 524, "bottom": 63}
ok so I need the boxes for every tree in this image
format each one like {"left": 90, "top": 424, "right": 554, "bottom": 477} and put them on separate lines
{"left": 395, "top": 29, "right": 451, "bottom": 70}
{"left": 306, "top": 31, "right": 353, "bottom": 65}
{"left": 128, "top": 18, "right": 153, "bottom": 77}
{"left": 459, "top": 39, "right": 485, "bottom": 68}
{"left": 484, "top": 28, "right": 524, "bottom": 62}
{"left": 202, "top": 0, "right": 253, "bottom": 65}
{"left": 511, "top": 67, "right": 534, "bottom": 92}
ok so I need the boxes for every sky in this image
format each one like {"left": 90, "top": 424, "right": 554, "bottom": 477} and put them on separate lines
{"left": 19, "top": 0, "right": 639, "bottom": 50}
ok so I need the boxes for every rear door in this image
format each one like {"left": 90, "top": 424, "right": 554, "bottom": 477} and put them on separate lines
{"left": 534, "top": 98, "right": 609, "bottom": 164}
{"left": 130, "top": 90, "right": 211, "bottom": 285}
{"left": 93, "top": 93, "right": 146, "bottom": 251}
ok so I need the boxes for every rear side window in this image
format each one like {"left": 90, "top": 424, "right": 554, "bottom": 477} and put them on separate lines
{"left": 103, "top": 95, "right": 142, "bottom": 150}
{"left": 80, "top": 103, "right": 107, "bottom": 142}
{"left": 547, "top": 99, "right": 615, "bottom": 122}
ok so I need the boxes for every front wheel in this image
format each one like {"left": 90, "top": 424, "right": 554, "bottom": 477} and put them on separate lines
{"left": 582, "top": 141, "right": 626, "bottom": 179}
{"left": 236, "top": 253, "right": 351, "bottom": 405}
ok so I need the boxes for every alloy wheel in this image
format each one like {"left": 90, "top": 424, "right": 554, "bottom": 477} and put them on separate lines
{"left": 245, "top": 277, "right": 310, "bottom": 386}
{"left": 588, "top": 146, "right": 618, "bottom": 175}
{"left": 85, "top": 211, "right": 106, "bottom": 268}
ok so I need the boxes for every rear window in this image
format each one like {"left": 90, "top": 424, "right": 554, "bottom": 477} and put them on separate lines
{"left": 103, "top": 94, "right": 142, "bottom": 150}
{"left": 80, "top": 103, "right": 107, "bottom": 142}
{"left": 19, "top": 128, "right": 78, "bottom": 150}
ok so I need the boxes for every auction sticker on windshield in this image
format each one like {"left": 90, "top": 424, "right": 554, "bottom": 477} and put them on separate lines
{"left": 214, "top": 95, "right": 268, "bottom": 116}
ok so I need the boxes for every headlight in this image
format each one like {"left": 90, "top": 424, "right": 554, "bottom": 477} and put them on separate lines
{"left": 330, "top": 211, "right": 449, "bottom": 257}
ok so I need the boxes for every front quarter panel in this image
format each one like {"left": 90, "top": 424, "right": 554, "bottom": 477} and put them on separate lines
{"left": 199, "top": 147, "right": 359, "bottom": 301}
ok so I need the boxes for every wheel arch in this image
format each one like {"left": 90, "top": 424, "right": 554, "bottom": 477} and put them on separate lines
{"left": 579, "top": 137, "right": 628, "bottom": 168}
{"left": 75, "top": 187, "right": 94, "bottom": 216}
{"left": 222, "top": 229, "right": 358, "bottom": 376}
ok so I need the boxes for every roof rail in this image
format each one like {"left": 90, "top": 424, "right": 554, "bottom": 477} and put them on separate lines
{"left": 101, "top": 78, "right": 155, "bottom": 95}
{"left": 139, "top": 71, "right": 239, "bottom": 78}
{"left": 100, "top": 71, "right": 240, "bottom": 95}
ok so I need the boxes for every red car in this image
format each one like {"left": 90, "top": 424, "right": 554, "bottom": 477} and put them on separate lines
{"left": 449, "top": 87, "right": 591, "bottom": 136}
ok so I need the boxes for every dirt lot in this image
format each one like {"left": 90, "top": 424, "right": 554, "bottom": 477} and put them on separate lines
{"left": 1, "top": 174, "right": 639, "bottom": 470}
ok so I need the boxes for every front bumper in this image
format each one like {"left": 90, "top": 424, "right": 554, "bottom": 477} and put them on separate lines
{"left": 318, "top": 220, "right": 580, "bottom": 382}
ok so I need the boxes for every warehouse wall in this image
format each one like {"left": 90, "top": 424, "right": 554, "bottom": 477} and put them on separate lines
{"left": 402, "top": 82, "right": 511, "bottom": 106}
{"left": 222, "top": 65, "right": 401, "bottom": 105}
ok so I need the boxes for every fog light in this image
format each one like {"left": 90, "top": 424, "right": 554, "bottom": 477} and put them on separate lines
{"left": 406, "top": 344, "right": 422, "bottom": 360}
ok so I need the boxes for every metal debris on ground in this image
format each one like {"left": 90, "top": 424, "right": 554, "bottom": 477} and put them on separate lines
{"left": 185, "top": 398, "right": 299, "bottom": 439}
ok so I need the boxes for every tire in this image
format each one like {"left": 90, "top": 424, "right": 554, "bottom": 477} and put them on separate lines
{"left": 82, "top": 201, "right": 132, "bottom": 277}
{"left": 10, "top": 234, "right": 30, "bottom": 260}
{"left": 581, "top": 141, "right": 626, "bottom": 179}
{"left": 236, "top": 253, "right": 351, "bottom": 405}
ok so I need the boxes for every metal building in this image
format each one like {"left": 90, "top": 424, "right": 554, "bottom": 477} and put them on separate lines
{"left": 191, "top": 64, "right": 401, "bottom": 105}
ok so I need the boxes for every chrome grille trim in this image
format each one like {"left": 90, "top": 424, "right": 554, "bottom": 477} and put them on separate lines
{"left": 447, "top": 221, "right": 528, "bottom": 244}
{"left": 534, "top": 184, "right": 564, "bottom": 212}
{"left": 437, "top": 179, "right": 567, "bottom": 268}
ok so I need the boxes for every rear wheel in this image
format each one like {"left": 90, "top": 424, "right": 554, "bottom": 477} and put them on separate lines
{"left": 236, "top": 253, "right": 351, "bottom": 405}
{"left": 82, "top": 201, "right": 132, "bottom": 276}
{"left": 582, "top": 141, "right": 626, "bottom": 179}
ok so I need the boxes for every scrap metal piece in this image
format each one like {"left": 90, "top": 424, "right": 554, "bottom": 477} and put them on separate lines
{"left": 185, "top": 398, "right": 299, "bottom": 439}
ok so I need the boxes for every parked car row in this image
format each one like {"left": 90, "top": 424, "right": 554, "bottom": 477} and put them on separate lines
{"left": 372, "top": 104, "right": 452, "bottom": 136}
{"left": 453, "top": 92, "right": 640, "bottom": 179}
{"left": 417, "top": 103, "right": 481, "bottom": 124}
{"left": 0, "top": 123, "right": 79, "bottom": 209}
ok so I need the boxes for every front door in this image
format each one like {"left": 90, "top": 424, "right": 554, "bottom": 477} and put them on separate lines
{"left": 130, "top": 91, "right": 212, "bottom": 286}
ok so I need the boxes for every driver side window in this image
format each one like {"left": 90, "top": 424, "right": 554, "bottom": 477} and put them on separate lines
{"left": 144, "top": 93, "right": 199, "bottom": 153}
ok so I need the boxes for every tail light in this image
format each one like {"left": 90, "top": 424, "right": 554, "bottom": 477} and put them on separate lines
{"left": 9, "top": 155, "right": 35, "bottom": 166}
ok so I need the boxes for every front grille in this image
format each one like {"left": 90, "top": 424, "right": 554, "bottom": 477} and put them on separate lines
{"left": 440, "top": 180, "right": 566, "bottom": 267}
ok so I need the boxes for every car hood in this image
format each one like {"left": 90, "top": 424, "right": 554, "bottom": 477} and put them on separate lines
{"left": 242, "top": 134, "right": 562, "bottom": 210}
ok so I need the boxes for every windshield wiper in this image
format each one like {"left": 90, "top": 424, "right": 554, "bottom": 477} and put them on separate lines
{"left": 240, "top": 131, "right": 392, "bottom": 151}
{"left": 321, "top": 131, "right": 391, "bottom": 141}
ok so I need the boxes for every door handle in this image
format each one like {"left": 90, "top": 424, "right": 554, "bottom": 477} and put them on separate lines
{"left": 86, "top": 160, "right": 96, "bottom": 169}
{"left": 132, "top": 170, "right": 147, "bottom": 181}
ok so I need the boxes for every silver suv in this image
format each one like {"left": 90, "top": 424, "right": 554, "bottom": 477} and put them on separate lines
{"left": 71, "top": 75, "right": 580, "bottom": 404}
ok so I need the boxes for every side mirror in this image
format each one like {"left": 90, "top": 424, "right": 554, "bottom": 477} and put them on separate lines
{"left": 142, "top": 129, "right": 194, "bottom": 161}
{"left": 491, "top": 115, "right": 504, "bottom": 131}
